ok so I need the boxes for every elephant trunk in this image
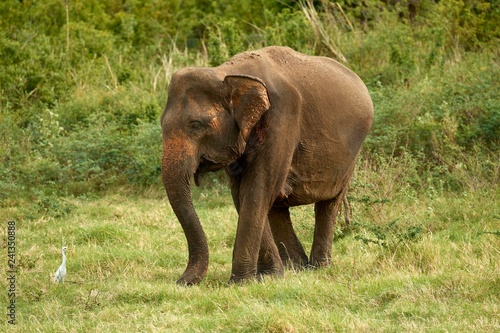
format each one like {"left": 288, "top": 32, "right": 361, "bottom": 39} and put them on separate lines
{"left": 162, "top": 136, "right": 208, "bottom": 285}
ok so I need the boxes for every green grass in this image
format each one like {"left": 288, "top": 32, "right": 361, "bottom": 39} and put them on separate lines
{"left": 2, "top": 182, "right": 499, "bottom": 332}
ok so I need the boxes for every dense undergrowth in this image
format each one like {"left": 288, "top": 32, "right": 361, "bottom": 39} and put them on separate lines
{"left": 0, "top": 0, "right": 498, "bottom": 203}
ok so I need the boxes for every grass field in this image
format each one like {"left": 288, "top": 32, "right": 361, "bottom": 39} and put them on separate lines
{"left": 2, "top": 170, "right": 499, "bottom": 332}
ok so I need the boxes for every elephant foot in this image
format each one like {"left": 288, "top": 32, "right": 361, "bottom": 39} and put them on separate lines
{"left": 228, "top": 271, "right": 284, "bottom": 285}
{"left": 176, "top": 264, "right": 208, "bottom": 286}
{"left": 276, "top": 243, "right": 309, "bottom": 270}
{"left": 176, "top": 276, "right": 201, "bottom": 286}
{"left": 283, "top": 254, "right": 309, "bottom": 271}
{"left": 257, "top": 260, "right": 284, "bottom": 277}
{"left": 228, "top": 272, "right": 258, "bottom": 285}
{"left": 228, "top": 261, "right": 284, "bottom": 285}
{"left": 308, "top": 254, "right": 332, "bottom": 268}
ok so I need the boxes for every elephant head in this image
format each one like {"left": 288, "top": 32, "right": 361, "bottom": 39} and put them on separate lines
{"left": 161, "top": 68, "right": 270, "bottom": 285}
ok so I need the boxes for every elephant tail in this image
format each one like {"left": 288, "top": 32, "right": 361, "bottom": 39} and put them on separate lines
{"left": 342, "top": 194, "right": 351, "bottom": 226}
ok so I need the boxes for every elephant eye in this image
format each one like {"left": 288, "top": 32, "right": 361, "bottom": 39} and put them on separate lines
{"left": 188, "top": 120, "right": 206, "bottom": 131}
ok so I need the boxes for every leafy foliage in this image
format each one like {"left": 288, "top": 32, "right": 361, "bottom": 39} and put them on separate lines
{"left": 0, "top": 0, "right": 498, "bottom": 201}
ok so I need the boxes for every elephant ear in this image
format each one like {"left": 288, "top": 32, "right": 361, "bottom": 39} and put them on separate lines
{"left": 224, "top": 74, "right": 270, "bottom": 141}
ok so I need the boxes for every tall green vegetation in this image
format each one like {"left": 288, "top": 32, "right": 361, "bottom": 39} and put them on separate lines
{"left": 0, "top": 0, "right": 498, "bottom": 202}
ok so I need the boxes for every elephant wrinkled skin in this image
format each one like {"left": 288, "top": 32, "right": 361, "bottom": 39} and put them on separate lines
{"left": 160, "top": 46, "right": 373, "bottom": 285}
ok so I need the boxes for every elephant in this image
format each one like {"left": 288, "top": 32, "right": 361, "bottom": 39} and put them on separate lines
{"left": 161, "top": 46, "right": 373, "bottom": 285}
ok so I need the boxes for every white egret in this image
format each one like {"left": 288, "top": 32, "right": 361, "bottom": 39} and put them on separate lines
{"left": 54, "top": 246, "right": 67, "bottom": 283}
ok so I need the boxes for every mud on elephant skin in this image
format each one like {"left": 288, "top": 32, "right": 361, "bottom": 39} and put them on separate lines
{"left": 160, "top": 46, "right": 373, "bottom": 285}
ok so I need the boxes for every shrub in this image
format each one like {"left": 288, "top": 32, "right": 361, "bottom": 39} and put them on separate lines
{"left": 0, "top": 0, "right": 497, "bottom": 200}
{"left": 125, "top": 122, "right": 162, "bottom": 186}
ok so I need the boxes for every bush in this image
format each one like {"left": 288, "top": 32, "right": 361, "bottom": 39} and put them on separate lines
{"left": 366, "top": 51, "right": 498, "bottom": 157}
{"left": 125, "top": 122, "right": 162, "bottom": 186}
{"left": 0, "top": 0, "right": 497, "bottom": 200}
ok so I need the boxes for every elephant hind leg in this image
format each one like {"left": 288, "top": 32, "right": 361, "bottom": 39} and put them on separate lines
{"left": 310, "top": 190, "right": 346, "bottom": 267}
{"left": 257, "top": 220, "right": 284, "bottom": 278}
{"left": 268, "top": 207, "right": 309, "bottom": 269}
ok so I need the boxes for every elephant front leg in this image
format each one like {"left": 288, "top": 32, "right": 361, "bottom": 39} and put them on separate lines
{"left": 228, "top": 173, "right": 288, "bottom": 283}
{"left": 228, "top": 139, "right": 295, "bottom": 283}
{"left": 229, "top": 213, "right": 283, "bottom": 283}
